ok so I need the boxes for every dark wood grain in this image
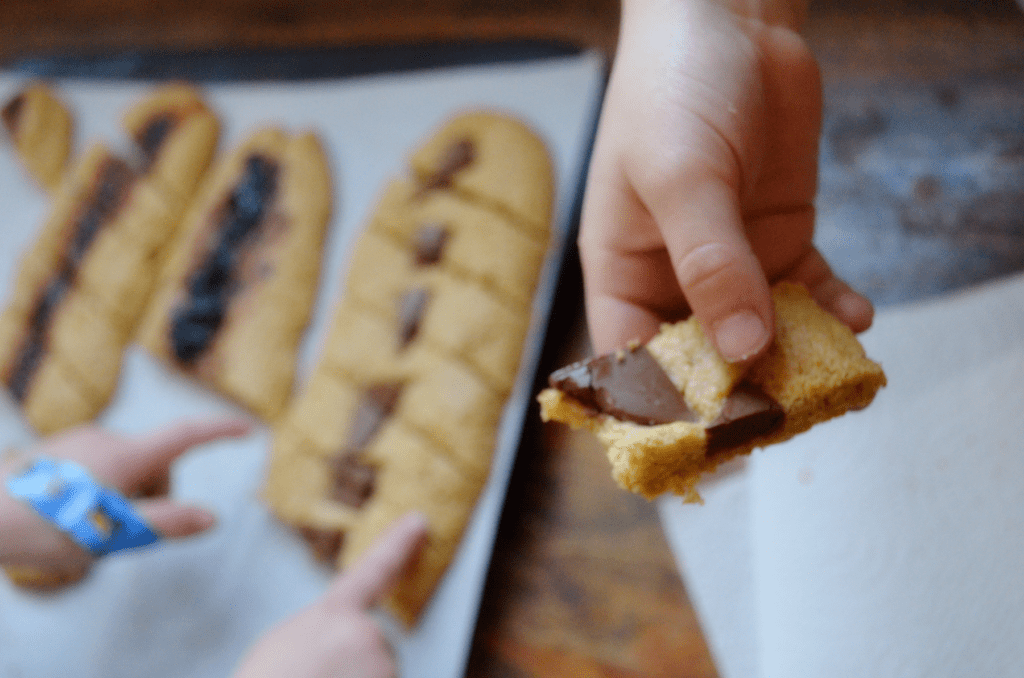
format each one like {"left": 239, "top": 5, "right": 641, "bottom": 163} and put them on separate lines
{"left": 467, "top": 247, "right": 719, "bottom": 677}
{"left": 0, "top": 0, "right": 620, "bottom": 66}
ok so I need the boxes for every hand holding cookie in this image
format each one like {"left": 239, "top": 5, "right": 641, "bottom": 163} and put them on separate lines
{"left": 579, "top": 0, "right": 873, "bottom": 360}
{"left": 0, "top": 417, "right": 251, "bottom": 589}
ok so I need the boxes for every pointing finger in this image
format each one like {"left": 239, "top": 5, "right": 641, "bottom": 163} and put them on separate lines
{"left": 326, "top": 512, "right": 429, "bottom": 612}
{"left": 135, "top": 499, "right": 217, "bottom": 540}
{"left": 126, "top": 417, "right": 253, "bottom": 478}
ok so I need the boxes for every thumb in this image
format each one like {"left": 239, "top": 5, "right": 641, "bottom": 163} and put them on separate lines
{"left": 135, "top": 499, "right": 217, "bottom": 539}
{"left": 325, "top": 511, "right": 429, "bottom": 612}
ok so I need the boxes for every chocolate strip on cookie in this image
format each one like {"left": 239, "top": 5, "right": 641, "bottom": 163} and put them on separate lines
{"left": 297, "top": 526, "right": 345, "bottom": 565}
{"left": 0, "top": 145, "right": 151, "bottom": 433}
{"left": 122, "top": 83, "right": 220, "bottom": 214}
{"left": 138, "top": 128, "right": 331, "bottom": 421}
{"left": 409, "top": 111, "right": 554, "bottom": 239}
{"left": 170, "top": 154, "right": 279, "bottom": 364}
{"left": 263, "top": 110, "right": 555, "bottom": 626}
{"left": 548, "top": 346, "right": 699, "bottom": 426}
{"left": 5, "top": 157, "right": 133, "bottom": 402}
{"left": 539, "top": 282, "right": 887, "bottom": 502}
{"left": 0, "top": 85, "right": 222, "bottom": 439}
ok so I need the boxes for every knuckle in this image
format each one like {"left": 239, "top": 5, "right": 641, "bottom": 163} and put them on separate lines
{"left": 674, "top": 242, "right": 744, "bottom": 295}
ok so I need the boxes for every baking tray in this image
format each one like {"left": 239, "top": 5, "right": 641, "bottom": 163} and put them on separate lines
{"left": 0, "top": 46, "right": 605, "bottom": 678}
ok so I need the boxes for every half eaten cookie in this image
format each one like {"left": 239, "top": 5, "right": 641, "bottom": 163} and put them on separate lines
{"left": 538, "top": 282, "right": 887, "bottom": 502}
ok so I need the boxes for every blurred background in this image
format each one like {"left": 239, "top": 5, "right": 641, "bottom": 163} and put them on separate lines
{"left": 3, "top": 1, "right": 1024, "bottom": 677}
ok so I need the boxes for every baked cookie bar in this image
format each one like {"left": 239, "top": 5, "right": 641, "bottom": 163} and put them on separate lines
{"left": 0, "top": 85, "right": 219, "bottom": 436}
{"left": 2, "top": 82, "right": 73, "bottom": 193}
{"left": 122, "top": 82, "right": 220, "bottom": 215}
{"left": 263, "top": 111, "right": 554, "bottom": 625}
{"left": 137, "top": 128, "right": 331, "bottom": 421}
{"left": 538, "top": 282, "right": 887, "bottom": 502}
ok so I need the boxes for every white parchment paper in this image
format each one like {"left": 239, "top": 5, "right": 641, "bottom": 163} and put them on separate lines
{"left": 0, "top": 51, "right": 605, "bottom": 678}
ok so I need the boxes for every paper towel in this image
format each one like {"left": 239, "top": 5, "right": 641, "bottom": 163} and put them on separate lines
{"left": 751, "top": 272, "right": 1024, "bottom": 677}
{"left": 659, "top": 272, "right": 1024, "bottom": 678}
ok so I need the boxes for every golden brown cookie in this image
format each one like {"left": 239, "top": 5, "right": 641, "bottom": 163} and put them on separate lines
{"left": 2, "top": 82, "right": 73, "bottom": 193}
{"left": 122, "top": 82, "right": 220, "bottom": 215}
{"left": 372, "top": 178, "right": 548, "bottom": 310}
{"left": 408, "top": 111, "right": 554, "bottom": 237}
{"left": 1, "top": 145, "right": 154, "bottom": 433}
{"left": 538, "top": 282, "right": 887, "bottom": 502}
{"left": 137, "top": 128, "right": 332, "bottom": 421}
{"left": 0, "top": 85, "right": 220, "bottom": 436}
{"left": 263, "top": 110, "right": 554, "bottom": 625}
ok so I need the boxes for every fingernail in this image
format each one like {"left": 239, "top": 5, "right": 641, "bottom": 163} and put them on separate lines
{"left": 835, "top": 291, "right": 874, "bottom": 331}
{"left": 713, "top": 310, "right": 769, "bottom": 362}
{"left": 193, "top": 510, "right": 217, "bottom": 531}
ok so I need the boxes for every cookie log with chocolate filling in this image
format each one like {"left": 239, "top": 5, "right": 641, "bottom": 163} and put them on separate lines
{"left": 262, "top": 110, "right": 556, "bottom": 628}
{"left": 137, "top": 127, "right": 331, "bottom": 421}
{"left": 538, "top": 282, "right": 887, "bottom": 502}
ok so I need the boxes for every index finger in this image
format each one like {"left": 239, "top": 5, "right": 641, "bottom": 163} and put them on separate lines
{"left": 325, "top": 511, "right": 429, "bottom": 612}
{"left": 125, "top": 417, "right": 254, "bottom": 477}
{"left": 653, "top": 175, "right": 775, "bottom": 363}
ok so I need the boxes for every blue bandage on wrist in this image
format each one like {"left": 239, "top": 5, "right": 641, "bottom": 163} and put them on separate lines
{"left": 5, "top": 458, "right": 159, "bottom": 556}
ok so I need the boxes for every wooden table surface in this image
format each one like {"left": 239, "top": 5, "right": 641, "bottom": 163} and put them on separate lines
{"left": 4, "top": 2, "right": 1024, "bottom": 677}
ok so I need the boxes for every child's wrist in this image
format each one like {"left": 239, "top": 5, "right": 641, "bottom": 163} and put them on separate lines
{"left": 0, "top": 450, "right": 33, "bottom": 566}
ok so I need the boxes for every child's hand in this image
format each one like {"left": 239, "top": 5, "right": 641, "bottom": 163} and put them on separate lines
{"left": 232, "top": 512, "right": 429, "bottom": 678}
{"left": 0, "top": 418, "right": 251, "bottom": 576}
{"left": 580, "top": 0, "right": 873, "bottom": 360}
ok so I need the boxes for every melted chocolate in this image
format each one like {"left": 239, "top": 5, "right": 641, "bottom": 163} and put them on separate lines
{"left": 548, "top": 346, "right": 785, "bottom": 453}
{"left": 297, "top": 526, "right": 344, "bottom": 565}
{"left": 328, "top": 454, "right": 377, "bottom": 508}
{"left": 705, "top": 382, "right": 784, "bottom": 453}
{"left": 327, "top": 383, "right": 403, "bottom": 509}
{"left": 413, "top": 223, "right": 450, "bottom": 265}
{"left": 420, "top": 138, "right": 475, "bottom": 191}
{"left": 549, "top": 347, "right": 696, "bottom": 426}
{"left": 2, "top": 92, "right": 24, "bottom": 136}
{"left": 5, "top": 159, "right": 134, "bottom": 402}
{"left": 397, "top": 287, "right": 429, "bottom": 349}
{"left": 170, "top": 154, "right": 278, "bottom": 364}
{"left": 136, "top": 113, "right": 177, "bottom": 171}
{"left": 67, "top": 159, "right": 135, "bottom": 267}
{"left": 347, "top": 382, "right": 403, "bottom": 452}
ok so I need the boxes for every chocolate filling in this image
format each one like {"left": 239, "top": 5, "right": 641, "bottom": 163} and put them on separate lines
{"left": 413, "top": 223, "right": 450, "bottom": 266}
{"left": 328, "top": 454, "right": 377, "bottom": 507}
{"left": 397, "top": 287, "right": 429, "bottom": 349}
{"left": 705, "top": 382, "right": 785, "bottom": 453}
{"left": 170, "top": 154, "right": 279, "bottom": 364}
{"left": 67, "top": 160, "right": 135, "bottom": 268}
{"left": 297, "top": 526, "right": 344, "bottom": 565}
{"left": 5, "top": 158, "right": 135, "bottom": 402}
{"left": 549, "top": 346, "right": 697, "bottom": 426}
{"left": 327, "top": 382, "right": 403, "bottom": 509}
{"left": 1, "top": 92, "right": 25, "bottom": 136}
{"left": 420, "top": 138, "right": 475, "bottom": 192}
{"left": 549, "top": 346, "right": 786, "bottom": 452}
{"left": 347, "top": 382, "right": 403, "bottom": 452}
{"left": 135, "top": 113, "right": 178, "bottom": 172}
